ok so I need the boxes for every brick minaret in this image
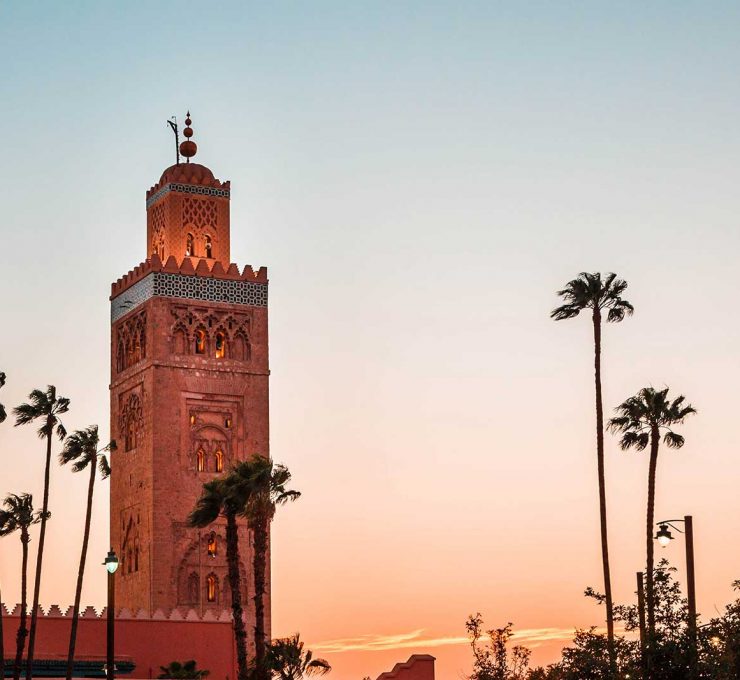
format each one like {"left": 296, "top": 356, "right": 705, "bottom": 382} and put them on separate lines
{"left": 109, "top": 117, "right": 269, "bottom": 630}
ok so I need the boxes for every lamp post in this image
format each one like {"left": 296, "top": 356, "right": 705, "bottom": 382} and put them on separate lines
{"left": 103, "top": 550, "right": 119, "bottom": 680}
{"left": 655, "top": 515, "right": 696, "bottom": 675}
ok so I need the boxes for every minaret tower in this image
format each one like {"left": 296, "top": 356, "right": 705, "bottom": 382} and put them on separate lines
{"left": 109, "top": 115, "right": 269, "bottom": 627}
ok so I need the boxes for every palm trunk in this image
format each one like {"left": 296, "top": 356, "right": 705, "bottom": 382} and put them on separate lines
{"left": 65, "top": 461, "right": 96, "bottom": 680}
{"left": 252, "top": 517, "right": 269, "bottom": 680}
{"left": 225, "top": 509, "right": 249, "bottom": 680}
{"left": 25, "top": 425, "right": 53, "bottom": 680}
{"left": 14, "top": 531, "right": 29, "bottom": 680}
{"left": 645, "top": 426, "right": 660, "bottom": 676}
{"left": 592, "top": 310, "right": 616, "bottom": 675}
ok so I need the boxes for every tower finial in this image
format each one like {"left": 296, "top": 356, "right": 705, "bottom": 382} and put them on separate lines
{"left": 179, "top": 111, "right": 197, "bottom": 163}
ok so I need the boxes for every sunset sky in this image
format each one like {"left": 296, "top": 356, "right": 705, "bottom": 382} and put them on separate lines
{"left": 2, "top": 2, "right": 740, "bottom": 678}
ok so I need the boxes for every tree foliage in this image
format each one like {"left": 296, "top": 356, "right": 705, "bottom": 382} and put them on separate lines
{"left": 466, "top": 613, "right": 531, "bottom": 680}
{"left": 158, "top": 660, "right": 210, "bottom": 679}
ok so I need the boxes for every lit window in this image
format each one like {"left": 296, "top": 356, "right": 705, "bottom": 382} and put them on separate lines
{"left": 205, "top": 235, "right": 213, "bottom": 258}
{"left": 186, "top": 233, "right": 195, "bottom": 257}
{"left": 197, "top": 449, "right": 205, "bottom": 472}
{"left": 190, "top": 414, "right": 196, "bottom": 426}
{"left": 207, "top": 574, "right": 218, "bottom": 602}
{"left": 207, "top": 532, "right": 217, "bottom": 558}
{"left": 215, "top": 450, "right": 224, "bottom": 473}
{"left": 215, "top": 332, "right": 226, "bottom": 359}
{"left": 195, "top": 330, "right": 206, "bottom": 354}
{"left": 224, "top": 417, "right": 232, "bottom": 429}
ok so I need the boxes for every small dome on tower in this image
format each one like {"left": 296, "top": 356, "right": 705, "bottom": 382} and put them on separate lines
{"left": 158, "top": 163, "right": 217, "bottom": 187}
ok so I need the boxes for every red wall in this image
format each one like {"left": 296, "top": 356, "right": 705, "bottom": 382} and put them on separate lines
{"left": 376, "top": 655, "right": 435, "bottom": 680}
{"left": 1, "top": 609, "right": 237, "bottom": 680}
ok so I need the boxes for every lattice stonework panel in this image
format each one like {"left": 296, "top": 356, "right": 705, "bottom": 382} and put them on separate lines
{"left": 183, "top": 197, "right": 218, "bottom": 230}
{"left": 150, "top": 203, "right": 166, "bottom": 232}
{"left": 111, "top": 273, "right": 268, "bottom": 322}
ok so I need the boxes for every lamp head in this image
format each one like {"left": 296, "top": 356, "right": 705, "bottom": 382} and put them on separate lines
{"left": 103, "top": 549, "right": 119, "bottom": 574}
{"left": 655, "top": 523, "right": 673, "bottom": 547}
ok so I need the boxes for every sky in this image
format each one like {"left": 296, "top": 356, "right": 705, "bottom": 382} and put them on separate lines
{"left": 2, "top": 1, "right": 740, "bottom": 677}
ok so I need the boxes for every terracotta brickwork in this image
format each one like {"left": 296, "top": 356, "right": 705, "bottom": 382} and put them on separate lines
{"left": 110, "top": 161, "right": 270, "bottom": 634}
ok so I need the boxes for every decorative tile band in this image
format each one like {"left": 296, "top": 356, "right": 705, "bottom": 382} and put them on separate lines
{"left": 111, "top": 272, "right": 267, "bottom": 322}
{"left": 146, "top": 183, "right": 231, "bottom": 208}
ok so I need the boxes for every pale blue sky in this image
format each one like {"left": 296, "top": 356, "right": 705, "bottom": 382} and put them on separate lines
{"left": 2, "top": 3, "right": 740, "bottom": 677}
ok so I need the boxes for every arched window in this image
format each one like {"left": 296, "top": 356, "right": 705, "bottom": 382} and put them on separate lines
{"left": 224, "top": 417, "right": 232, "bottom": 429}
{"left": 215, "top": 332, "right": 226, "bottom": 359}
{"left": 196, "top": 449, "right": 205, "bottom": 472}
{"left": 215, "top": 449, "right": 224, "bottom": 473}
{"left": 206, "top": 573, "right": 218, "bottom": 603}
{"left": 207, "top": 532, "right": 217, "bottom": 558}
{"left": 133, "top": 336, "right": 141, "bottom": 363}
{"left": 127, "top": 548, "right": 133, "bottom": 574}
{"left": 195, "top": 330, "right": 206, "bottom": 355}
{"left": 186, "top": 233, "right": 196, "bottom": 257}
{"left": 205, "top": 235, "right": 213, "bottom": 258}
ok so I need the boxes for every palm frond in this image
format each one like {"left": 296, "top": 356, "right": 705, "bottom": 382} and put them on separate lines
{"left": 663, "top": 431, "right": 685, "bottom": 449}
{"left": 618, "top": 431, "right": 649, "bottom": 451}
{"left": 99, "top": 454, "right": 111, "bottom": 479}
{"left": 188, "top": 480, "right": 225, "bottom": 528}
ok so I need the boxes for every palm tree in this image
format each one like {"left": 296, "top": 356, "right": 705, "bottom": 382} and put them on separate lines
{"left": 551, "top": 272, "right": 633, "bottom": 672}
{"left": 236, "top": 456, "right": 300, "bottom": 680}
{"left": 59, "top": 425, "right": 114, "bottom": 680}
{"left": 266, "top": 634, "right": 331, "bottom": 680}
{"left": 158, "top": 660, "right": 210, "bottom": 679}
{"left": 0, "top": 494, "right": 42, "bottom": 680}
{"left": 608, "top": 387, "right": 696, "bottom": 666}
{"left": 13, "top": 385, "right": 69, "bottom": 680}
{"left": 188, "top": 479, "right": 250, "bottom": 680}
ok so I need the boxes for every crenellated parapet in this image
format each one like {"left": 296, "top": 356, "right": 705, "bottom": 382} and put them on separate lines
{"left": 0, "top": 602, "right": 234, "bottom": 622}
{"left": 110, "top": 254, "right": 268, "bottom": 322}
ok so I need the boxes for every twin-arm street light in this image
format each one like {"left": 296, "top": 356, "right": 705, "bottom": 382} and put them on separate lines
{"left": 103, "top": 550, "right": 119, "bottom": 680}
{"left": 654, "top": 515, "right": 697, "bottom": 676}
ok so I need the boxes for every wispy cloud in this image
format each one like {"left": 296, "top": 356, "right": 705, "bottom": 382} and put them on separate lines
{"left": 310, "top": 627, "right": 606, "bottom": 654}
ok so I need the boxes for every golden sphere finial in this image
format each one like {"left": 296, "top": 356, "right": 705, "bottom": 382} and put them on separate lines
{"left": 180, "top": 110, "right": 197, "bottom": 161}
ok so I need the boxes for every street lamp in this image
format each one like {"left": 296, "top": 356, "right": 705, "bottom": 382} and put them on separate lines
{"left": 103, "top": 550, "right": 119, "bottom": 680}
{"left": 656, "top": 523, "right": 673, "bottom": 548}
{"left": 654, "top": 515, "right": 697, "bottom": 676}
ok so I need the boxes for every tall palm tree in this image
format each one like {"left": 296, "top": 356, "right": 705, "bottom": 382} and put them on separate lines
{"left": 13, "top": 386, "right": 69, "bottom": 680}
{"left": 59, "top": 425, "right": 114, "bottom": 680}
{"left": 608, "top": 387, "right": 696, "bottom": 666}
{"left": 0, "top": 494, "right": 42, "bottom": 680}
{"left": 266, "top": 634, "right": 331, "bottom": 680}
{"left": 188, "top": 479, "right": 250, "bottom": 680}
{"left": 551, "top": 272, "right": 633, "bottom": 672}
{"left": 235, "top": 456, "right": 300, "bottom": 680}
{"left": 0, "top": 371, "right": 7, "bottom": 680}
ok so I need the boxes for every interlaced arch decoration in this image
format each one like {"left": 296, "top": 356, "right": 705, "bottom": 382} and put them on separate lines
{"left": 170, "top": 306, "right": 252, "bottom": 361}
{"left": 115, "top": 309, "right": 147, "bottom": 373}
{"left": 119, "top": 392, "right": 143, "bottom": 452}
